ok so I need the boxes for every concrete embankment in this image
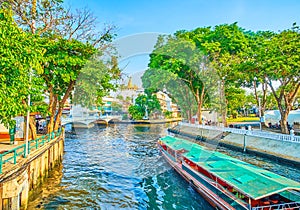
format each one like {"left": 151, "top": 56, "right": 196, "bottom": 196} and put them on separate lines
{"left": 0, "top": 135, "right": 64, "bottom": 210}
{"left": 109, "top": 118, "right": 183, "bottom": 124}
{"left": 170, "top": 125, "right": 300, "bottom": 166}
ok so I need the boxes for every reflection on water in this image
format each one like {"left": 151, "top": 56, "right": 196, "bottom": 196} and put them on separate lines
{"left": 28, "top": 124, "right": 300, "bottom": 209}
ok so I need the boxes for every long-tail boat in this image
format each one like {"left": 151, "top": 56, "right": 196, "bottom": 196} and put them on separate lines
{"left": 158, "top": 136, "right": 300, "bottom": 210}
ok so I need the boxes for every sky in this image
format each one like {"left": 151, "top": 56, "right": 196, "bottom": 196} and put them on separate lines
{"left": 64, "top": 0, "right": 300, "bottom": 75}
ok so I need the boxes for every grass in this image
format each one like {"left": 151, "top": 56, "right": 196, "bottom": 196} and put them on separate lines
{"left": 227, "top": 117, "right": 259, "bottom": 123}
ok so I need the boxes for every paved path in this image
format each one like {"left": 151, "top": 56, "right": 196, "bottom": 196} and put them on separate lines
{"left": 0, "top": 140, "right": 24, "bottom": 153}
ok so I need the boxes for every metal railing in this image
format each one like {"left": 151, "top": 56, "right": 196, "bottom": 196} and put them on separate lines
{"left": 252, "top": 201, "right": 300, "bottom": 210}
{"left": 179, "top": 122, "right": 300, "bottom": 144}
{"left": 0, "top": 129, "right": 62, "bottom": 174}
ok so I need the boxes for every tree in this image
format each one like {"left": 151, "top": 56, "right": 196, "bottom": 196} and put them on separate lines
{"left": 226, "top": 86, "right": 247, "bottom": 117}
{"left": 3, "top": 0, "right": 118, "bottom": 133}
{"left": 41, "top": 36, "right": 97, "bottom": 132}
{"left": 0, "top": 6, "right": 43, "bottom": 129}
{"left": 73, "top": 55, "right": 120, "bottom": 110}
{"left": 128, "top": 94, "right": 161, "bottom": 120}
{"left": 134, "top": 94, "right": 161, "bottom": 116}
{"left": 0, "top": 0, "right": 67, "bottom": 35}
{"left": 149, "top": 24, "right": 249, "bottom": 125}
{"left": 142, "top": 68, "right": 197, "bottom": 121}
{"left": 265, "top": 92, "right": 278, "bottom": 111}
{"left": 262, "top": 25, "right": 300, "bottom": 133}
{"left": 149, "top": 34, "right": 217, "bottom": 124}
{"left": 199, "top": 23, "right": 250, "bottom": 126}
{"left": 128, "top": 105, "right": 144, "bottom": 120}
{"left": 239, "top": 31, "right": 276, "bottom": 117}
{"left": 164, "top": 111, "right": 173, "bottom": 119}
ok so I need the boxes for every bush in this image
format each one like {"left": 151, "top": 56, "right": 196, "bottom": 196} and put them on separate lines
{"left": 232, "top": 111, "right": 238, "bottom": 119}
{"left": 164, "top": 111, "right": 173, "bottom": 119}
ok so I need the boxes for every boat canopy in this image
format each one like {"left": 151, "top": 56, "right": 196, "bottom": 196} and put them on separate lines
{"left": 160, "top": 136, "right": 300, "bottom": 200}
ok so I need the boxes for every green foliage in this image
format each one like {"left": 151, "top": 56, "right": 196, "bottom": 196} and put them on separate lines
{"left": 128, "top": 94, "right": 161, "bottom": 120}
{"left": 0, "top": 6, "right": 44, "bottom": 127}
{"left": 42, "top": 36, "right": 96, "bottom": 96}
{"left": 142, "top": 68, "right": 197, "bottom": 120}
{"left": 2, "top": 0, "right": 118, "bottom": 133}
{"left": 231, "top": 110, "right": 238, "bottom": 119}
{"left": 73, "top": 53, "right": 120, "bottom": 108}
{"left": 226, "top": 86, "right": 247, "bottom": 115}
{"left": 134, "top": 94, "right": 161, "bottom": 115}
{"left": 128, "top": 105, "right": 144, "bottom": 120}
{"left": 164, "top": 111, "right": 173, "bottom": 119}
{"left": 149, "top": 33, "right": 220, "bottom": 123}
{"left": 148, "top": 23, "right": 250, "bottom": 124}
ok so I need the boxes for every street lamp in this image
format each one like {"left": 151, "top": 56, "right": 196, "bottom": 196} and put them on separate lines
{"left": 25, "top": 69, "right": 32, "bottom": 157}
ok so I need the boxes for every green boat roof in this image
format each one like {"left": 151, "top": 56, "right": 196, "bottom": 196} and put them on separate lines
{"left": 160, "top": 136, "right": 300, "bottom": 200}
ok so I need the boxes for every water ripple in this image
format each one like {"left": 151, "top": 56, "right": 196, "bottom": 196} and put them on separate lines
{"left": 32, "top": 124, "right": 299, "bottom": 209}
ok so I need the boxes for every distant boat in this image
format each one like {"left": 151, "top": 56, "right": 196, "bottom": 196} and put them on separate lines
{"left": 158, "top": 136, "right": 300, "bottom": 210}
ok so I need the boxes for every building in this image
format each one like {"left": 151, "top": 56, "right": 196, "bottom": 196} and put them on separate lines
{"left": 155, "top": 91, "right": 180, "bottom": 118}
{"left": 111, "top": 76, "right": 144, "bottom": 112}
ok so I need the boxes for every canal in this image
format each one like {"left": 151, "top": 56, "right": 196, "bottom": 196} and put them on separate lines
{"left": 28, "top": 124, "right": 300, "bottom": 209}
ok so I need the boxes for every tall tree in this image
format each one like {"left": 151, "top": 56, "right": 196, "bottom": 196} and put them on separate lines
{"left": 2, "top": 0, "right": 118, "bottom": 132}
{"left": 0, "top": 0, "right": 67, "bottom": 34}
{"left": 41, "top": 36, "right": 96, "bottom": 132}
{"left": 149, "top": 24, "right": 248, "bottom": 125}
{"left": 262, "top": 25, "right": 300, "bottom": 133}
{"left": 226, "top": 86, "right": 247, "bottom": 117}
{"left": 149, "top": 35, "right": 217, "bottom": 124}
{"left": 200, "top": 23, "right": 250, "bottom": 126}
{"left": 0, "top": 6, "right": 43, "bottom": 130}
{"left": 240, "top": 31, "right": 276, "bottom": 117}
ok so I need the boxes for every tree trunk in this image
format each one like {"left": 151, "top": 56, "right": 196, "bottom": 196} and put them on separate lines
{"left": 29, "top": 117, "right": 37, "bottom": 140}
{"left": 261, "top": 82, "right": 268, "bottom": 117}
{"left": 48, "top": 94, "right": 57, "bottom": 133}
{"left": 221, "top": 79, "right": 227, "bottom": 127}
{"left": 186, "top": 109, "right": 191, "bottom": 123}
{"left": 279, "top": 110, "right": 289, "bottom": 134}
{"left": 267, "top": 78, "right": 300, "bottom": 134}
{"left": 197, "top": 101, "right": 202, "bottom": 124}
{"left": 54, "top": 105, "right": 63, "bottom": 131}
{"left": 188, "top": 109, "right": 192, "bottom": 123}
{"left": 22, "top": 100, "right": 37, "bottom": 140}
{"left": 222, "top": 108, "right": 227, "bottom": 127}
{"left": 53, "top": 81, "right": 75, "bottom": 130}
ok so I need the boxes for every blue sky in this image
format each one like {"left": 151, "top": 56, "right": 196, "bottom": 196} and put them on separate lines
{"left": 64, "top": 0, "right": 300, "bottom": 74}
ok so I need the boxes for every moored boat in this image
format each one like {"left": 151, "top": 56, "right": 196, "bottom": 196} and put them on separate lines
{"left": 158, "top": 136, "right": 300, "bottom": 210}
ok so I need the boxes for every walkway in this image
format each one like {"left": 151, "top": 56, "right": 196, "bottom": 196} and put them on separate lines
{"left": 0, "top": 130, "right": 62, "bottom": 175}
{"left": 173, "top": 123, "right": 300, "bottom": 165}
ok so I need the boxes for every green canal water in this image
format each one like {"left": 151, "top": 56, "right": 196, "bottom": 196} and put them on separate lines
{"left": 28, "top": 124, "right": 300, "bottom": 209}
